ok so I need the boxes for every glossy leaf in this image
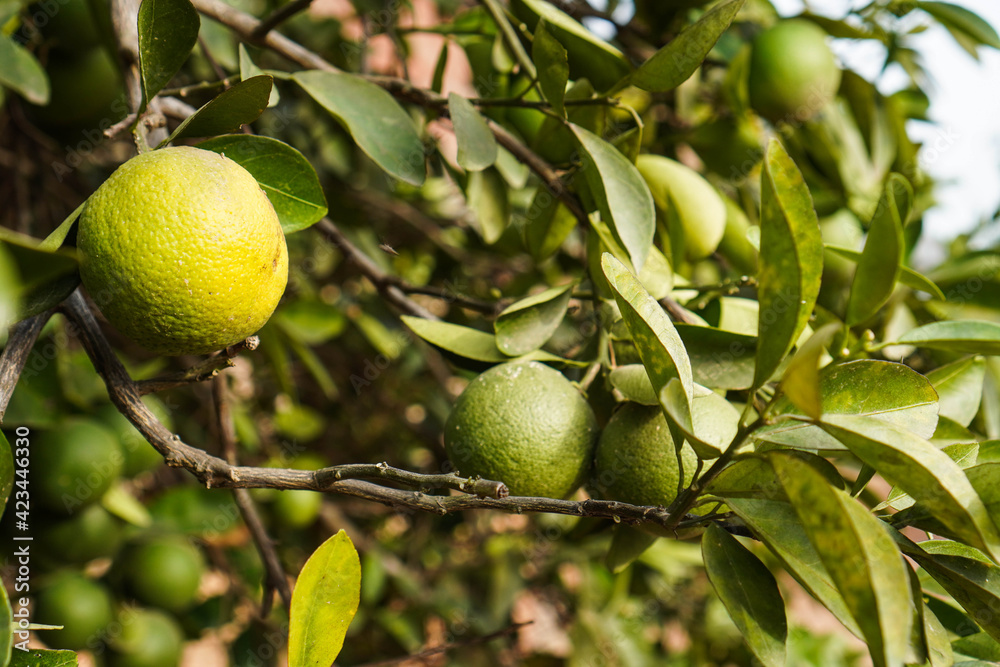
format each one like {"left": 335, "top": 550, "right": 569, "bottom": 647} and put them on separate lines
{"left": 288, "top": 530, "right": 361, "bottom": 667}
{"left": 8, "top": 650, "right": 78, "bottom": 666}
{"left": 890, "top": 320, "right": 1000, "bottom": 355}
{"left": 703, "top": 523, "right": 787, "bottom": 667}
{"left": 629, "top": 0, "right": 745, "bottom": 92}
{"left": 465, "top": 167, "right": 510, "bottom": 244}
{"left": 401, "top": 316, "right": 566, "bottom": 364}
{"left": 448, "top": 93, "right": 497, "bottom": 171}
{"left": 771, "top": 452, "right": 913, "bottom": 667}
{"left": 819, "top": 413, "right": 1000, "bottom": 561}
{"left": 294, "top": 70, "right": 425, "bottom": 185}
{"left": 522, "top": 189, "right": 577, "bottom": 262}
{"left": 137, "top": 0, "right": 200, "bottom": 108}
{"left": 161, "top": 75, "right": 273, "bottom": 146}
{"left": 927, "top": 356, "right": 986, "bottom": 427}
{"left": 675, "top": 325, "right": 757, "bottom": 390}
{"left": 573, "top": 127, "right": 656, "bottom": 272}
{"left": 756, "top": 360, "right": 938, "bottom": 450}
{"left": 778, "top": 322, "right": 840, "bottom": 420}
{"left": 197, "top": 134, "right": 328, "bottom": 233}
{"left": 494, "top": 283, "right": 574, "bottom": 356}
{"left": 846, "top": 175, "right": 909, "bottom": 326}
{"left": 826, "top": 245, "right": 945, "bottom": 300}
{"left": 606, "top": 525, "right": 658, "bottom": 574}
{"left": 239, "top": 44, "right": 279, "bottom": 107}
{"left": 532, "top": 20, "right": 568, "bottom": 116}
{"left": 0, "top": 34, "right": 49, "bottom": 105}
{"left": 754, "top": 140, "right": 824, "bottom": 389}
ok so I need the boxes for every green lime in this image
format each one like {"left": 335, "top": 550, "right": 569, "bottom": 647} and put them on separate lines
{"left": 107, "top": 607, "right": 184, "bottom": 667}
{"left": 77, "top": 146, "right": 288, "bottom": 356}
{"left": 31, "top": 47, "right": 125, "bottom": 129}
{"left": 95, "top": 398, "right": 172, "bottom": 476}
{"left": 120, "top": 534, "right": 206, "bottom": 612}
{"left": 444, "top": 361, "right": 598, "bottom": 499}
{"left": 33, "top": 571, "right": 114, "bottom": 650}
{"left": 34, "top": 419, "right": 123, "bottom": 514}
{"left": 39, "top": 503, "right": 123, "bottom": 563}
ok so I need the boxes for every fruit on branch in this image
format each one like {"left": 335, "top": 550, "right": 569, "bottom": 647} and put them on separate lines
{"left": 444, "top": 361, "right": 598, "bottom": 498}
{"left": 77, "top": 147, "right": 288, "bottom": 356}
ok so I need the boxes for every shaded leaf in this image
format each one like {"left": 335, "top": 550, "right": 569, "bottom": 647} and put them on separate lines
{"left": 161, "top": 75, "right": 272, "bottom": 146}
{"left": 660, "top": 381, "right": 740, "bottom": 459}
{"left": 288, "top": 530, "right": 361, "bottom": 667}
{"left": 448, "top": 93, "right": 497, "bottom": 171}
{"left": 630, "top": 0, "right": 745, "bottom": 92}
{"left": 609, "top": 364, "right": 658, "bottom": 405}
{"left": 522, "top": 189, "right": 577, "bottom": 262}
{"left": 239, "top": 44, "right": 279, "bottom": 107}
{"left": 532, "top": 20, "right": 568, "bottom": 116}
{"left": 294, "top": 70, "right": 425, "bottom": 185}
{"left": 197, "top": 134, "right": 327, "bottom": 233}
{"left": 494, "top": 283, "right": 574, "bottom": 356}
{"left": 606, "top": 525, "right": 658, "bottom": 574}
{"left": 0, "top": 228, "right": 80, "bottom": 325}
{"left": 465, "top": 167, "right": 510, "bottom": 243}
{"left": 675, "top": 325, "right": 757, "bottom": 390}
{"left": 0, "top": 34, "right": 49, "bottom": 105}
{"left": 703, "top": 523, "right": 787, "bottom": 667}
{"left": 137, "top": 0, "right": 200, "bottom": 109}
{"left": 826, "top": 245, "right": 945, "bottom": 300}
{"left": 754, "top": 140, "right": 824, "bottom": 389}
{"left": 890, "top": 320, "right": 1000, "bottom": 355}
{"left": 927, "top": 356, "right": 986, "bottom": 427}
{"left": 778, "top": 322, "right": 840, "bottom": 420}
{"left": 573, "top": 126, "right": 656, "bottom": 272}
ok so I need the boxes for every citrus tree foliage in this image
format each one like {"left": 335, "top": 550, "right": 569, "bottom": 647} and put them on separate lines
{"left": 2, "top": 0, "right": 1000, "bottom": 665}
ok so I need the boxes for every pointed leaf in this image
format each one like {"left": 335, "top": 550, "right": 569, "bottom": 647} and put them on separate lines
{"left": 494, "top": 283, "right": 574, "bottom": 355}
{"left": 288, "top": 530, "right": 361, "bottom": 667}
{"left": 0, "top": 34, "right": 49, "bottom": 104}
{"left": 889, "top": 320, "right": 1000, "bottom": 355}
{"left": 606, "top": 525, "right": 658, "bottom": 574}
{"left": 754, "top": 140, "right": 824, "bottom": 389}
{"left": 197, "top": 134, "right": 327, "bottom": 233}
{"left": 239, "top": 45, "right": 280, "bottom": 107}
{"left": 771, "top": 452, "right": 913, "bottom": 667}
{"left": 465, "top": 167, "right": 510, "bottom": 243}
{"left": 778, "top": 322, "right": 841, "bottom": 420}
{"left": 703, "top": 523, "right": 787, "bottom": 667}
{"left": 574, "top": 127, "right": 656, "bottom": 271}
{"left": 39, "top": 202, "right": 85, "bottom": 251}
{"left": 819, "top": 413, "right": 1000, "bottom": 561}
{"left": 532, "top": 20, "right": 568, "bottom": 116}
{"left": 8, "top": 649, "right": 78, "bottom": 666}
{"left": 401, "top": 316, "right": 567, "bottom": 364}
{"left": 916, "top": 2, "right": 1000, "bottom": 50}
{"left": 826, "top": 245, "right": 945, "bottom": 300}
{"left": 846, "top": 175, "right": 909, "bottom": 326}
{"left": 630, "top": 0, "right": 745, "bottom": 92}
{"left": 449, "top": 93, "right": 498, "bottom": 171}
{"left": 294, "top": 70, "right": 425, "bottom": 185}
{"left": 927, "top": 356, "right": 986, "bottom": 427}
{"left": 137, "top": 0, "right": 200, "bottom": 109}
{"left": 161, "top": 75, "right": 273, "bottom": 146}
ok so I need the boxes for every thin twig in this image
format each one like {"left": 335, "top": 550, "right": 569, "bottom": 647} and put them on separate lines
{"left": 316, "top": 463, "right": 509, "bottom": 499}
{"left": 382, "top": 277, "right": 500, "bottom": 315}
{"left": 135, "top": 338, "right": 257, "bottom": 395}
{"left": 0, "top": 311, "right": 53, "bottom": 421}
{"left": 250, "top": 0, "right": 316, "bottom": 40}
{"left": 353, "top": 621, "right": 530, "bottom": 667}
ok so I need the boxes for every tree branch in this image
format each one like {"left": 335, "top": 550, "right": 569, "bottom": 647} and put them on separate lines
{"left": 0, "top": 311, "right": 52, "bottom": 421}
{"left": 135, "top": 337, "right": 257, "bottom": 395}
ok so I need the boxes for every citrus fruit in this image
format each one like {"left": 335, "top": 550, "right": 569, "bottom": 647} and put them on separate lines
{"left": 30, "top": 47, "right": 125, "bottom": 129}
{"left": 120, "top": 534, "right": 206, "bottom": 612}
{"left": 38, "top": 503, "right": 123, "bottom": 563}
{"left": 33, "top": 571, "right": 114, "bottom": 650}
{"left": 34, "top": 0, "right": 110, "bottom": 54}
{"left": 96, "top": 398, "right": 172, "bottom": 476}
{"left": 591, "top": 402, "right": 698, "bottom": 509}
{"left": 748, "top": 19, "right": 841, "bottom": 123}
{"left": 34, "top": 419, "right": 123, "bottom": 514}
{"left": 107, "top": 607, "right": 184, "bottom": 667}
{"left": 444, "top": 361, "right": 598, "bottom": 498}
{"left": 77, "top": 146, "right": 289, "bottom": 356}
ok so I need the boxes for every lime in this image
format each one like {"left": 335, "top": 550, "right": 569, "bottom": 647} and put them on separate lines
{"left": 444, "top": 361, "right": 598, "bottom": 498}
{"left": 107, "top": 607, "right": 184, "bottom": 667}
{"left": 96, "top": 398, "right": 172, "bottom": 476}
{"left": 30, "top": 47, "right": 125, "bottom": 129}
{"left": 38, "top": 503, "right": 123, "bottom": 563}
{"left": 34, "top": 419, "right": 123, "bottom": 514}
{"left": 77, "top": 146, "right": 289, "bottom": 356}
{"left": 120, "top": 534, "right": 205, "bottom": 612}
{"left": 33, "top": 571, "right": 114, "bottom": 650}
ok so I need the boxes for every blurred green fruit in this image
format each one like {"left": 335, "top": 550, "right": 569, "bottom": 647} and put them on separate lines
{"left": 273, "top": 490, "right": 323, "bottom": 529}
{"left": 34, "top": 0, "right": 110, "bottom": 54}
{"left": 107, "top": 608, "right": 184, "bottom": 667}
{"left": 96, "top": 398, "right": 172, "bottom": 476}
{"left": 31, "top": 47, "right": 125, "bottom": 129}
{"left": 34, "top": 419, "right": 123, "bottom": 514}
{"left": 748, "top": 19, "right": 841, "bottom": 123}
{"left": 688, "top": 116, "right": 764, "bottom": 179}
{"left": 717, "top": 196, "right": 758, "bottom": 274}
{"left": 636, "top": 154, "right": 726, "bottom": 260}
{"left": 39, "top": 503, "right": 123, "bottom": 563}
{"left": 120, "top": 534, "right": 206, "bottom": 612}
{"left": 33, "top": 571, "right": 114, "bottom": 650}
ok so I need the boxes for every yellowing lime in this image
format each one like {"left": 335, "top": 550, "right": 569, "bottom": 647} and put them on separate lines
{"left": 444, "top": 361, "right": 598, "bottom": 499}
{"left": 78, "top": 146, "right": 288, "bottom": 355}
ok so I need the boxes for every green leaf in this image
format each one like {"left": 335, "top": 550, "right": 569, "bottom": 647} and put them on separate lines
{"left": 826, "top": 245, "right": 945, "bottom": 300}
{"left": 927, "top": 356, "right": 986, "bottom": 427}
{"left": 0, "top": 34, "right": 49, "bottom": 105}
{"left": 522, "top": 189, "right": 577, "bottom": 262}
{"left": 754, "top": 140, "right": 824, "bottom": 389}
{"left": 39, "top": 202, "right": 85, "bottom": 252}
{"left": 532, "top": 20, "right": 568, "bottom": 116}
{"left": 660, "top": 380, "right": 740, "bottom": 460}
{"left": 629, "top": 0, "right": 745, "bottom": 92}
{"left": 239, "top": 45, "right": 280, "bottom": 107}
{"left": 197, "top": 134, "right": 328, "bottom": 233}
{"left": 161, "top": 75, "right": 273, "bottom": 146}
{"left": 288, "top": 530, "right": 361, "bottom": 667}
{"left": 465, "top": 167, "right": 510, "bottom": 244}
{"left": 0, "top": 430, "right": 10, "bottom": 526}
{"left": 574, "top": 127, "right": 656, "bottom": 271}
{"left": 1, "top": 576, "right": 12, "bottom": 666}
{"left": 675, "top": 325, "right": 757, "bottom": 390}
{"left": 605, "top": 525, "right": 658, "bottom": 574}
{"left": 819, "top": 413, "right": 1000, "bottom": 561}
{"left": 703, "top": 523, "right": 787, "bottom": 667}
{"left": 952, "top": 632, "right": 1000, "bottom": 661}
{"left": 846, "top": 175, "right": 910, "bottom": 326}
{"left": 609, "top": 364, "right": 659, "bottom": 405}
{"left": 770, "top": 452, "right": 913, "bottom": 667}
{"left": 916, "top": 2, "right": 1000, "bottom": 50}
{"left": 921, "top": 602, "right": 955, "bottom": 667}
{"left": 494, "top": 283, "right": 573, "bottom": 356}
{"left": 756, "top": 360, "right": 938, "bottom": 451}
{"left": 8, "top": 650, "right": 78, "bottom": 666}
{"left": 137, "top": 0, "right": 200, "bottom": 109}
{"left": 400, "top": 316, "right": 567, "bottom": 365}
{"left": 275, "top": 300, "right": 347, "bottom": 345}
{"left": 889, "top": 320, "right": 1000, "bottom": 356}
{"left": 778, "top": 322, "right": 841, "bottom": 420}
{"left": 294, "top": 70, "right": 425, "bottom": 186}
{"left": 448, "top": 93, "right": 497, "bottom": 171}
{"left": 0, "top": 229, "right": 80, "bottom": 325}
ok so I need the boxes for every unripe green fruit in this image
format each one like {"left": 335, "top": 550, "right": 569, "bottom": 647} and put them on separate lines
{"left": 34, "top": 419, "right": 123, "bottom": 514}
{"left": 96, "top": 399, "right": 172, "bottom": 476}
{"left": 31, "top": 47, "right": 125, "bottom": 129}
{"left": 636, "top": 155, "right": 726, "bottom": 260}
{"left": 748, "top": 19, "right": 841, "bottom": 123}
{"left": 717, "top": 196, "right": 758, "bottom": 274}
{"left": 120, "top": 534, "right": 206, "bottom": 612}
{"left": 33, "top": 572, "right": 114, "bottom": 649}
{"left": 107, "top": 608, "right": 184, "bottom": 667}
{"left": 39, "top": 503, "right": 123, "bottom": 564}
{"left": 444, "top": 361, "right": 598, "bottom": 499}
{"left": 688, "top": 116, "right": 764, "bottom": 178}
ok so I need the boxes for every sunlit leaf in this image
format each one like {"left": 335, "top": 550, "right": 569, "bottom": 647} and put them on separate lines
{"left": 494, "top": 283, "right": 574, "bottom": 356}
{"left": 161, "top": 75, "right": 273, "bottom": 146}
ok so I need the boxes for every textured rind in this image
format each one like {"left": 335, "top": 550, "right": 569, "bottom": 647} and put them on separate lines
{"left": 444, "top": 361, "right": 598, "bottom": 499}
{"left": 78, "top": 146, "right": 288, "bottom": 355}
{"left": 592, "top": 403, "right": 698, "bottom": 508}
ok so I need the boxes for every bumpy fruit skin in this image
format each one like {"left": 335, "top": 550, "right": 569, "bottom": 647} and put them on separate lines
{"left": 444, "top": 361, "right": 598, "bottom": 499}
{"left": 78, "top": 146, "right": 289, "bottom": 355}
{"left": 33, "top": 572, "right": 114, "bottom": 649}
{"left": 120, "top": 534, "right": 206, "bottom": 612}
{"left": 748, "top": 19, "right": 841, "bottom": 123}
{"left": 591, "top": 403, "right": 697, "bottom": 508}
